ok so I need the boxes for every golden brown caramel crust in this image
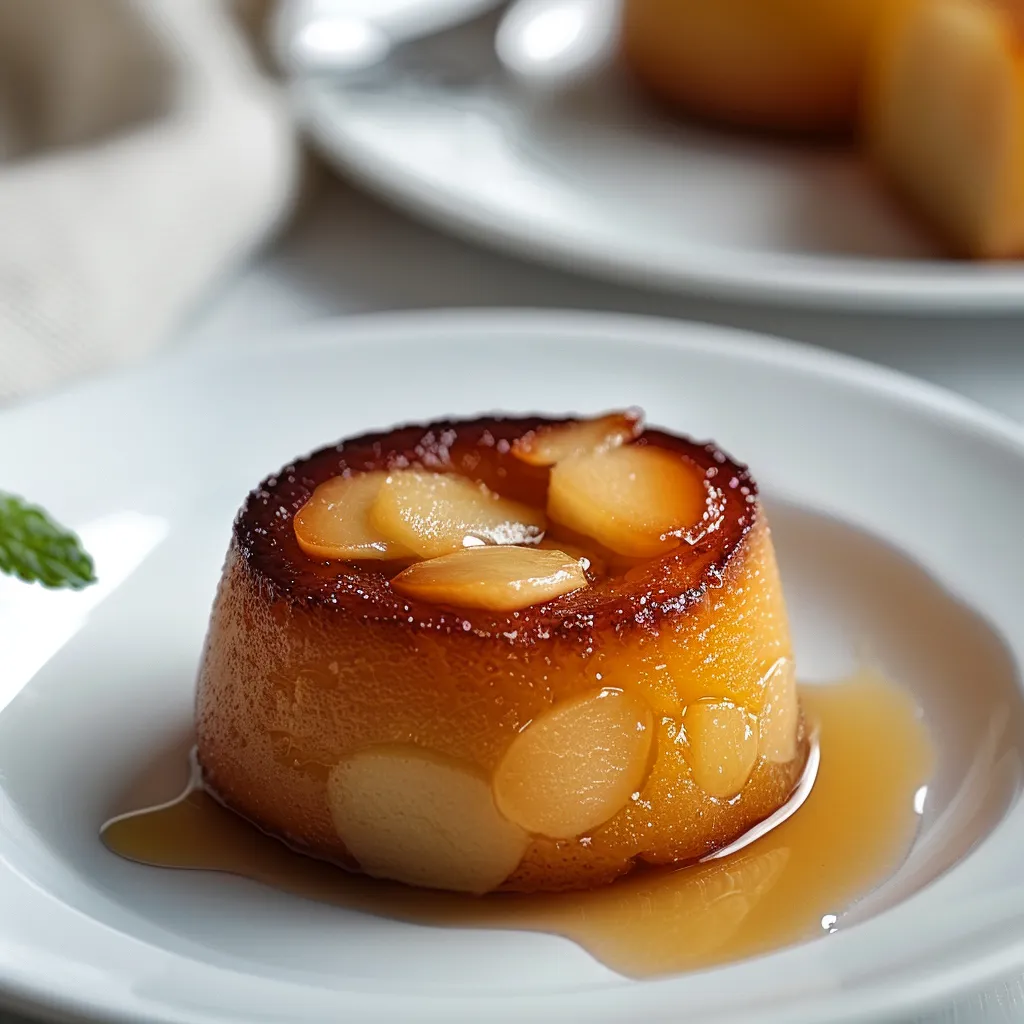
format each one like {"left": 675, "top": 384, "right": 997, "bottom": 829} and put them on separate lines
{"left": 233, "top": 416, "right": 755, "bottom": 635}
{"left": 196, "top": 417, "right": 804, "bottom": 892}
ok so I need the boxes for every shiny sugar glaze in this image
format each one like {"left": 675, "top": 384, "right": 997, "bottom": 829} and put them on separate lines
{"left": 103, "top": 672, "right": 933, "bottom": 978}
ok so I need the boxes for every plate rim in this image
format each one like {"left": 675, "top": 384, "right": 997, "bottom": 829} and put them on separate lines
{"left": 294, "top": 81, "right": 1024, "bottom": 314}
{"left": 4, "top": 309, "right": 1024, "bottom": 1024}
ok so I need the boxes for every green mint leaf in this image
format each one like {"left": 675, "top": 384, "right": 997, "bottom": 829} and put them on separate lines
{"left": 0, "top": 493, "right": 96, "bottom": 590}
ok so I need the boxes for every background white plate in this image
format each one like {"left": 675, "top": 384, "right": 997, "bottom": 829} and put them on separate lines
{"left": 294, "top": 12, "right": 1024, "bottom": 312}
{"left": 4, "top": 311, "right": 1024, "bottom": 1024}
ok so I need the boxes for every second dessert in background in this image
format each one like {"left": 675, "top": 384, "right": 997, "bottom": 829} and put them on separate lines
{"left": 621, "top": 0, "right": 897, "bottom": 134}
{"left": 621, "top": 0, "right": 1024, "bottom": 259}
{"left": 866, "top": 0, "right": 1024, "bottom": 259}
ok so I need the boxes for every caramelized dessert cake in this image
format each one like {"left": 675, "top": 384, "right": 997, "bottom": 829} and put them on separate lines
{"left": 620, "top": 0, "right": 897, "bottom": 134}
{"left": 195, "top": 412, "right": 806, "bottom": 893}
{"left": 865, "top": 0, "right": 1024, "bottom": 259}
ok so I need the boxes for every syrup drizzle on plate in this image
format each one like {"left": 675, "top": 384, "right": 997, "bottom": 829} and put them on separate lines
{"left": 102, "top": 671, "right": 932, "bottom": 978}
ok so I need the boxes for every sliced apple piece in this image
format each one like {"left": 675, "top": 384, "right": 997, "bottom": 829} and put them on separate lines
{"left": 547, "top": 445, "right": 707, "bottom": 558}
{"left": 538, "top": 535, "right": 608, "bottom": 579}
{"left": 391, "top": 545, "right": 587, "bottom": 611}
{"left": 512, "top": 410, "right": 644, "bottom": 467}
{"left": 327, "top": 746, "right": 529, "bottom": 893}
{"left": 758, "top": 658, "right": 800, "bottom": 764}
{"left": 293, "top": 471, "right": 414, "bottom": 560}
{"left": 493, "top": 688, "right": 654, "bottom": 839}
{"left": 865, "top": 0, "right": 1024, "bottom": 258}
{"left": 371, "top": 470, "right": 545, "bottom": 559}
{"left": 683, "top": 699, "right": 759, "bottom": 799}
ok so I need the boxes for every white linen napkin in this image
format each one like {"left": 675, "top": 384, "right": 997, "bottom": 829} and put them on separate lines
{"left": 0, "top": 0, "right": 300, "bottom": 402}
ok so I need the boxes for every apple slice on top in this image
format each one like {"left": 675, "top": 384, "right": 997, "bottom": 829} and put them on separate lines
{"left": 391, "top": 545, "right": 588, "bottom": 611}
{"left": 293, "top": 471, "right": 415, "bottom": 560}
{"left": 512, "top": 410, "right": 644, "bottom": 466}
{"left": 371, "top": 470, "right": 545, "bottom": 559}
{"left": 547, "top": 444, "right": 708, "bottom": 559}
{"left": 294, "top": 412, "right": 711, "bottom": 611}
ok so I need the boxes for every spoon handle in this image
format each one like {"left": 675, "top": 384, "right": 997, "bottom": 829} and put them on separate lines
{"left": 495, "top": 0, "right": 622, "bottom": 85}
{"left": 272, "top": 0, "right": 508, "bottom": 76}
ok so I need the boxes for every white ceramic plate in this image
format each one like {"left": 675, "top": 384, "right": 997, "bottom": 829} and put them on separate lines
{"left": 294, "top": 14, "right": 1024, "bottom": 312}
{"left": 3, "top": 311, "right": 1024, "bottom": 1024}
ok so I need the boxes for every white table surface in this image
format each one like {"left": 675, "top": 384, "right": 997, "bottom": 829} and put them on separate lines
{"left": 4, "top": 175, "right": 1024, "bottom": 1024}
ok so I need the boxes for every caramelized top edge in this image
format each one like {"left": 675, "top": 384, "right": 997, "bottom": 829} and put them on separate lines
{"left": 233, "top": 415, "right": 758, "bottom": 641}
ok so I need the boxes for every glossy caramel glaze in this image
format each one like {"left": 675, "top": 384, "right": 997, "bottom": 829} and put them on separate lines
{"left": 108, "top": 674, "right": 932, "bottom": 978}
{"left": 196, "top": 416, "right": 805, "bottom": 892}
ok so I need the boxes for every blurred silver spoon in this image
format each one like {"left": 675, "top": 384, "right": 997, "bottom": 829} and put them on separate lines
{"left": 273, "top": 0, "right": 507, "bottom": 76}
{"left": 495, "top": 0, "right": 621, "bottom": 86}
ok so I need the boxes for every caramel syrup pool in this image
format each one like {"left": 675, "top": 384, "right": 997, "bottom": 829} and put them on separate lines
{"left": 102, "top": 673, "right": 932, "bottom": 978}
